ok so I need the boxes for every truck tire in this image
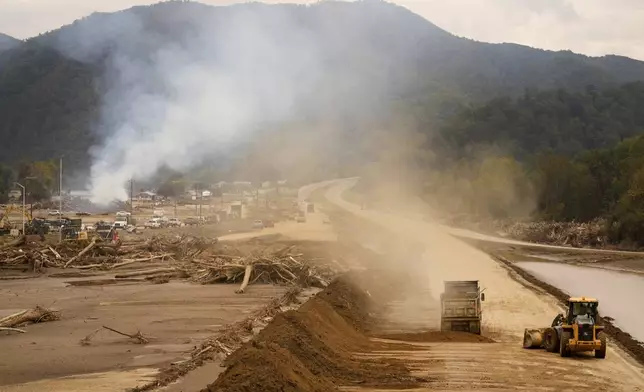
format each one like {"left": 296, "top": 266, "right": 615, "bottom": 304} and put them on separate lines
{"left": 470, "top": 321, "right": 481, "bottom": 335}
{"left": 595, "top": 332, "right": 607, "bottom": 359}
{"left": 544, "top": 328, "right": 559, "bottom": 352}
{"left": 560, "top": 331, "right": 572, "bottom": 357}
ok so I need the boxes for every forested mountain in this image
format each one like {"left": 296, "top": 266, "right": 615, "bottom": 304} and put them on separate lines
{"left": 438, "top": 82, "right": 644, "bottom": 158}
{"left": 0, "top": 33, "right": 20, "bottom": 54}
{"left": 2, "top": 0, "right": 644, "bottom": 167}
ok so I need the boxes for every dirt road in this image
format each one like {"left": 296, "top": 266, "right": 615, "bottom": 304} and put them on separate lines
{"left": 321, "top": 179, "right": 644, "bottom": 391}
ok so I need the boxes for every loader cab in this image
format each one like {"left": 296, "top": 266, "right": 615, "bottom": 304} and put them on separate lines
{"left": 566, "top": 297, "right": 598, "bottom": 324}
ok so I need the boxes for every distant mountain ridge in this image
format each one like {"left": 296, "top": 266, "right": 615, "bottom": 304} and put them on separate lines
{"left": 0, "top": 33, "right": 20, "bottom": 54}
{"left": 2, "top": 0, "right": 644, "bottom": 168}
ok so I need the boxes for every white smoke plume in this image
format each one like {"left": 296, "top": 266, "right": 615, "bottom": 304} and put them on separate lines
{"left": 55, "top": 3, "right": 324, "bottom": 204}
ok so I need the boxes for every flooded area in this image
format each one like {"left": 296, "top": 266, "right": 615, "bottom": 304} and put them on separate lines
{"left": 517, "top": 261, "right": 644, "bottom": 343}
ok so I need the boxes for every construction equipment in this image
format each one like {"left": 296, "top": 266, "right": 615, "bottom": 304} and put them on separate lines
{"left": 440, "top": 280, "right": 485, "bottom": 334}
{"left": 61, "top": 218, "right": 84, "bottom": 240}
{"left": 523, "top": 297, "right": 606, "bottom": 359}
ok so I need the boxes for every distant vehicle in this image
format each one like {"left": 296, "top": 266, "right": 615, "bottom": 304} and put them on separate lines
{"left": 167, "top": 218, "right": 182, "bottom": 227}
{"left": 76, "top": 211, "right": 92, "bottom": 216}
{"left": 264, "top": 219, "right": 275, "bottom": 228}
{"left": 296, "top": 215, "right": 306, "bottom": 223}
{"left": 252, "top": 220, "right": 264, "bottom": 229}
{"left": 48, "top": 210, "right": 61, "bottom": 216}
{"left": 153, "top": 209, "right": 165, "bottom": 217}
{"left": 116, "top": 211, "right": 131, "bottom": 217}
{"left": 184, "top": 217, "right": 200, "bottom": 226}
{"left": 144, "top": 219, "right": 162, "bottom": 229}
{"left": 113, "top": 216, "right": 128, "bottom": 229}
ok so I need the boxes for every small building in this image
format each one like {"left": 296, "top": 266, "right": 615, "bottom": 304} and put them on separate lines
{"left": 136, "top": 191, "right": 157, "bottom": 201}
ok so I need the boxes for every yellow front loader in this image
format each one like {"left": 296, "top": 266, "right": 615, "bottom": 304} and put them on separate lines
{"left": 523, "top": 297, "right": 606, "bottom": 359}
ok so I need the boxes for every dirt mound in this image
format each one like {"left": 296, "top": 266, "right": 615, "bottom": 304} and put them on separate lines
{"left": 202, "top": 342, "right": 335, "bottom": 392}
{"left": 376, "top": 330, "right": 496, "bottom": 343}
{"left": 205, "top": 276, "right": 423, "bottom": 392}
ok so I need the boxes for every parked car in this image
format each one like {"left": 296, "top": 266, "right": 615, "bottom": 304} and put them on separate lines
{"left": 183, "top": 217, "right": 200, "bottom": 226}
{"left": 48, "top": 210, "right": 61, "bottom": 216}
{"left": 116, "top": 211, "right": 131, "bottom": 217}
{"left": 252, "top": 220, "right": 264, "bottom": 229}
{"left": 144, "top": 219, "right": 162, "bottom": 229}
{"left": 76, "top": 211, "right": 92, "bottom": 216}
{"left": 167, "top": 218, "right": 182, "bottom": 227}
{"left": 264, "top": 219, "right": 275, "bottom": 228}
{"left": 296, "top": 215, "right": 306, "bottom": 223}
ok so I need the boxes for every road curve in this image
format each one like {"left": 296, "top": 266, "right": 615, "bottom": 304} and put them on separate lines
{"left": 319, "top": 178, "right": 644, "bottom": 391}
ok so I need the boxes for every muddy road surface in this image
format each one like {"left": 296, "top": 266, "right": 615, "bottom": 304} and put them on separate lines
{"left": 316, "top": 179, "right": 644, "bottom": 391}
{"left": 0, "top": 277, "right": 286, "bottom": 390}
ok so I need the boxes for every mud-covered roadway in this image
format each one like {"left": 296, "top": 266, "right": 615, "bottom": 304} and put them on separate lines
{"left": 306, "top": 179, "right": 644, "bottom": 391}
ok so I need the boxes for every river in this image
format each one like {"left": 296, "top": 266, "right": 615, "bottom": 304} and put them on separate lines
{"left": 516, "top": 261, "right": 644, "bottom": 343}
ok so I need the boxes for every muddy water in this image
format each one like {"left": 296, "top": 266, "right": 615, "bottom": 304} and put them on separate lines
{"left": 517, "top": 261, "right": 644, "bottom": 342}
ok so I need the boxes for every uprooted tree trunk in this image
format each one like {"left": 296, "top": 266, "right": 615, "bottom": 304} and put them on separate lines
{"left": 0, "top": 306, "right": 60, "bottom": 328}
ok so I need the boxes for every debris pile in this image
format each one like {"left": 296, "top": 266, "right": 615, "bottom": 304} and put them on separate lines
{"left": 0, "top": 235, "right": 337, "bottom": 291}
{"left": 497, "top": 220, "right": 606, "bottom": 248}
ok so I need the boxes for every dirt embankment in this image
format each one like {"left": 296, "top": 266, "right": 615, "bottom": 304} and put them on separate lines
{"left": 204, "top": 274, "right": 428, "bottom": 392}
{"left": 493, "top": 254, "right": 644, "bottom": 367}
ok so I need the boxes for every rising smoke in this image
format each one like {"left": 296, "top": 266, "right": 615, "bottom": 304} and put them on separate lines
{"left": 53, "top": 3, "right": 327, "bottom": 204}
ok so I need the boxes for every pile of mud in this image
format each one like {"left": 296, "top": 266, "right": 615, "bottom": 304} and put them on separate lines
{"left": 494, "top": 254, "right": 644, "bottom": 367}
{"left": 204, "top": 275, "right": 424, "bottom": 392}
{"left": 376, "top": 331, "right": 495, "bottom": 343}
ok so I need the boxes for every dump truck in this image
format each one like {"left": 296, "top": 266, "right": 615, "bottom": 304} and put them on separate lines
{"left": 523, "top": 296, "right": 606, "bottom": 358}
{"left": 440, "top": 280, "right": 485, "bottom": 334}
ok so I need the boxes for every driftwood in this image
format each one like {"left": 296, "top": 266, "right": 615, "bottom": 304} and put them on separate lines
{"left": 235, "top": 265, "right": 253, "bottom": 294}
{"left": 0, "top": 306, "right": 60, "bottom": 328}
{"left": 48, "top": 246, "right": 62, "bottom": 259}
{"left": 0, "top": 327, "right": 27, "bottom": 333}
{"left": 64, "top": 237, "right": 98, "bottom": 268}
{"left": 102, "top": 325, "right": 149, "bottom": 344}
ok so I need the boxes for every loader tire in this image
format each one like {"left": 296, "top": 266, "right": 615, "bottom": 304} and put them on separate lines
{"left": 595, "top": 333, "right": 607, "bottom": 359}
{"left": 560, "top": 331, "right": 572, "bottom": 357}
{"left": 544, "top": 328, "right": 559, "bottom": 352}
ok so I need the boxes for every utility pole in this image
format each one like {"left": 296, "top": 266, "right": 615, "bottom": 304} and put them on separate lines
{"left": 129, "top": 179, "right": 134, "bottom": 214}
{"left": 59, "top": 157, "right": 63, "bottom": 242}
{"left": 14, "top": 183, "right": 25, "bottom": 234}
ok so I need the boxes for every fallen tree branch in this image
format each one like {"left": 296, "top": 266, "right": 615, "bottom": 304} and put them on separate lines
{"left": 235, "top": 265, "right": 253, "bottom": 294}
{"left": 0, "top": 327, "right": 26, "bottom": 333}
{"left": 102, "top": 325, "right": 149, "bottom": 344}
{"left": 64, "top": 238, "right": 98, "bottom": 268}
{"left": 48, "top": 246, "right": 62, "bottom": 259}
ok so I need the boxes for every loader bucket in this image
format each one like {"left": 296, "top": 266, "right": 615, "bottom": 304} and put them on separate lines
{"left": 523, "top": 328, "right": 545, "bottom": 349}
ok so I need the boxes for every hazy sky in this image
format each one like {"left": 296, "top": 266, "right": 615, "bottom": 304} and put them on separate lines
{"left": 1, "top": 0, "right": 643, "bottom": 60}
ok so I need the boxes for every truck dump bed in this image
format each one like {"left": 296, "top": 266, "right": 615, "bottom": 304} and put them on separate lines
{"left": 440, "top": 280, "right": 484, "bottom": 334}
